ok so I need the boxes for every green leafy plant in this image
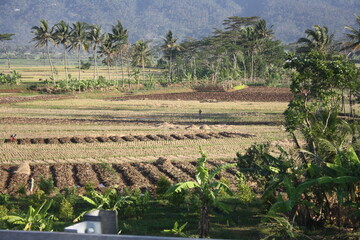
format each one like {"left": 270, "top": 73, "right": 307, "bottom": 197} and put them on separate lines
{"left": 38, "top": 176, "right": 55, "bottom": 195}
{"left": 162, "top": 221, "right": 188, "bottom": 237}
{"left": 59, "top": 198, "right": 74, "bottom": 221}
{"left": 74, "top": 188, "right": 131, "bottom": 222}
{"left": 166, "top": 147, "right": 235, "bottom": 238}
{"left": 155, "top": 176, "right": 172, "bottom": 197}
{"left": 1, "top": 200, "right": 56, "bottom": 231}
{"left": 80, "top": 60, "right": 92, "bottom": 70}
{"left": 0, "top": 70, "right": 22, "bottom": 85}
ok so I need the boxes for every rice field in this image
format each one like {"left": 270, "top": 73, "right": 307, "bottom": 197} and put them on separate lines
{"left": 0, "top": 94, "right": 289, "bottom": 164}
{"left": 1, "top": 58, "right": 161, "bottom": 84}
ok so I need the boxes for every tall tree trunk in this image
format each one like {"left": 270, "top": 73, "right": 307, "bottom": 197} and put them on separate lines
{"left": 169, "top": 51, "right": 172, "bottom": 83}
{"left": 63, "top": 46, "right": 68, "bottom": 85}
{"left": 116, "top": 60, "right": 119, "bottom": 86}
{"left": 4, "top": 45, "right": 11, "bottom": 70}
{"left": 93, "top": 44, "right": 98, "bottom": 80}
{"left": 107, "top": 63, "right": 111, "bottom": 81}
{"left": 120, "top": 49, "right": 125, "bottom": 87}
{"left": 193, "top": 57, "right": 197, "bottom": 83}
{"left": 141, "top": 57, "right": 145, "bottom": 88}
{"left": 349, "top": 89, "right": 353, "bottom": 118}
{"left": 6, "top": 52, "right": 11, "bottom": 70}
{"left": 199, "top": 201, "right": 209, "bottom": 238}
{"left": 127, "top": 64, "right": 131, "bottom": 89}
{"left": 46, "top": 43, "right": 55, "bottom": 83}
{"left": 250, "top": 50, "right": 254, "bottom": 83}
{"left": 77, "top": 46, "right": 81, "bottom": 81}
{"left": 242, "top": 58, "right": 247, "bottom": 83}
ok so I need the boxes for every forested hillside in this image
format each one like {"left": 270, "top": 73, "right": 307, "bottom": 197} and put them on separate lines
{"left": 0, "top": 0, "right": 359, "bottom": 45}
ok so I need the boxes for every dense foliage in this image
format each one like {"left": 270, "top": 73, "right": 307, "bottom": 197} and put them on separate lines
{"left": 237, "top": 50, "right": 360, "bottom": 239}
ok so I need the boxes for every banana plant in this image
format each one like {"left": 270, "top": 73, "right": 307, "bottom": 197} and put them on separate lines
{"left": 74, "top": 188, "right": 131, "bottom": 222}
{"left": 162, "top": 221, "right": 188, "bottom": 237}
{"left": 166, "top": 148, "right": 235, "bottom": 238}
{"left": 1, "top": 200, "right": 55, "bottom": 231}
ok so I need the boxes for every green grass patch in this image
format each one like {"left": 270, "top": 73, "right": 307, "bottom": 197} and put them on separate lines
{"left": 233, "top": 85, "right": 248, "bottom": 90}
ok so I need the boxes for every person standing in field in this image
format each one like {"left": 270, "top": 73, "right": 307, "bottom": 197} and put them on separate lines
{"left": 10, "top": 134, "right": 16, "bottom": 142}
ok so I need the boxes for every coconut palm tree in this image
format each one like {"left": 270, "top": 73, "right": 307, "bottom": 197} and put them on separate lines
{"left": 109, "top": 21, "right": 128, "bottom": 86}
{"left": 31, "top": 20, "right": 56, "bottom": 81}
{"left": 297, "top": 25, "right": 334, "bottom": 54}
{"left": 53, "top": 20, "right": 70, "bottom": 83}
{"left": 0, "top": 33, "right": 15, "bottom": 70}
{"left": 342, "top": 15, "right": 360, "bottom": 58}
{"left": 98, "top": 33, "right": 115, "bottom": 81}
{"left": 88, "top": 24, "right": 103, "bottom": 80}
{"left": 131, "top": 40, "right": 152, "bottom": 86}
{"left": 69, "top": 21, "right": 89, "bottom": 81}
{"left": 162, "top": 30, "right": 182, "bottom": 82}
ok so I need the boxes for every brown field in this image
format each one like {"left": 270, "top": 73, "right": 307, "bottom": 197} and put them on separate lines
{"left": 0, "top": 86, "right": 293, "bottom": 193}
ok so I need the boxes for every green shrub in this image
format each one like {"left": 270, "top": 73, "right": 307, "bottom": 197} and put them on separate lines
{"left": 59, "top": 198, "right": 74, "bottom": 221}
{"left": 0, "top": 70, "right": 21, "bottom": 85}
{"left": 27, "top": 190, "right": 47, "bottom": 209}
{"left": 122, "top": 189, "right": 151, "bottom": 219}
{"left": 38, "top": 176, "right": 55, "bottom": 195}
{"left": 236, "top": 173, "right": 255, "bottom": 204}
{"left": 0, "top": 205, "right": 9, "bottom": 228}
{"left": 0, "top": 194, "right": 9, "bottom": 205}
{"left": 156, "top": 176, "right": 172, "bottom": 197}
{"left": 80, "top": 60, "right": 92, "bottom": 70}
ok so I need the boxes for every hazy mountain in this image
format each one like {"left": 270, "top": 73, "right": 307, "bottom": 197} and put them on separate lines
{"left": 0, "top": 0, "right": 359, "bottom": 46}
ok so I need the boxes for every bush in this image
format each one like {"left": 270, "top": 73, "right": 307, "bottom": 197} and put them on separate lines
{"left": 121, "top": 189, "right": 151, "bottom": 219}
{"left": 80, "top": 60, "right": 92, "bottom": 70}
{"left": 156, "top": 176, "right": 172, "bottom": 197}
{"left": 59, "top": 198, "right": 74, "bottom": 221}
{"left": 38, "top": 176, "right": 55, "bottom": 195}
{"left": 236, "top": 173, "right": 255, "bottom": 204}
{"left": 0, "top": 194, "right": 9, "bottom": 205}
{"left": 0, "top": 70, "right": 21, "bottom": 85}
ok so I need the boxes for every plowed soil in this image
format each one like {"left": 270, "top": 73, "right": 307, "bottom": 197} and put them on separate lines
{"left": 0, "top": 159, "right": 238, "bottom": 194}
{"left": 0, "top": 95, "right": 72, "bottom": 104}
{"left": 4, "top": 132, "right": 254, "bottom": 145}
{"left": 115, "top": 87, "right": 292, "bottom": 102}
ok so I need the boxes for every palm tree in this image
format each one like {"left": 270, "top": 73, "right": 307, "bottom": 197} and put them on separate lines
{"left": 166, "top": 149, "right": 235, "bottom": 238}
{"left": 342, "top": 15, "right": 360, "bottom": 58}
{"left": 131, "top": 40, "right": 152, "bottom": 87}
{"left": 0, "top": 33, "right": 15, "bottom": 70}
{"left": 109, "top": 21, "right": 128, "bottom": 86}
{"left": 297, "top": 25, "right": 334, "bottom": 54}
{"left": 98, "top": 33, "right": 115, "bottom": 81}
{"left": 69, "top": 21, "right": 89, "bottom": 81}
{"left": 31, "top": 20, "right": 56, "bottom": 81}
{"left": 162, "top": 30, "right": 182, "bottom": 82}
{"left": 88, "top": 24, "right": 103, "bottom": 80}
{"left": 53, "top": 20, "right": 70, "bottom": 83}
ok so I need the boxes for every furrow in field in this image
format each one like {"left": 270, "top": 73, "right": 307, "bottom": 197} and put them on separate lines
{"left": 153, "top": 158, "right": 192, "bottom": 182}
{"left": 0, "top": 165, "right": 10, "bottom": 193}
{"left": 132, "top": 162, "right": 173, "bottom": 185}
{"left": 113, "top": 163, "right": 152, "bottom": 191}
{"left": 74, "top": 163, "right": 100, "bottom": 188}
{"left": 52, "top": 164, "right": 76, "bottom": 190}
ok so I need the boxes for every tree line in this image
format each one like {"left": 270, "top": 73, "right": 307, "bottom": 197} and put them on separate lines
{"left": 0, "top": 15, "right": 359, "bottom": 90}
